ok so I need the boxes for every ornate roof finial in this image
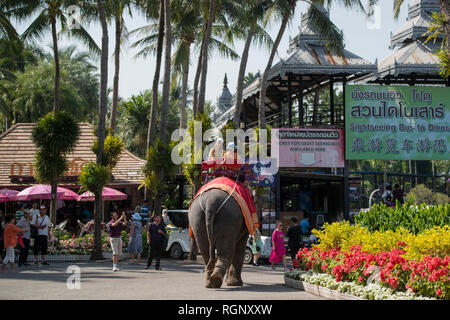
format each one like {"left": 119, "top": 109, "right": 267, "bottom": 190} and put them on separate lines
{"left": 223, "top": 73, "right": 228, "bottom": 89}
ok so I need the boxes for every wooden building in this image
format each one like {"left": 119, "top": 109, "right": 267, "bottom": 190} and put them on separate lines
{"left": 0, "top": 123, "right": 146, "bottom": 215}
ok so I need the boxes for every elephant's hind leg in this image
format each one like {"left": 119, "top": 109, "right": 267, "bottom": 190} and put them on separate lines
{"left": 209, "top": 236, "right": 234, "bottom": 288}
{"left": 226, "top": 227, "right": 248, "bottom": 286}
{"left": 188, "top": 200, "right": 214, "bottom": 288}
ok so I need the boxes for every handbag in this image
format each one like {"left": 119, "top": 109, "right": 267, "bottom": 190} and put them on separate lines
{"left": 17, "top": 235, "right": 25, "bottom": 248}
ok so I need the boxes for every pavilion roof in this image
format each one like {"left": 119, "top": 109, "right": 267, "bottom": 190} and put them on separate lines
{"left": 0, "top": 123, "right": 146, "bottom": 189}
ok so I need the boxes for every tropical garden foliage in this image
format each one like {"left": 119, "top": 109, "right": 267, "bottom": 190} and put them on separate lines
{"left": 288, "top": 200, "right": 450, "bottom": 300}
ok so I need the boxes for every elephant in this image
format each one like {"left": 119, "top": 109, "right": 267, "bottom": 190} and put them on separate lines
{"left": 188, "top": 188, "right": 249, "bottom": 288}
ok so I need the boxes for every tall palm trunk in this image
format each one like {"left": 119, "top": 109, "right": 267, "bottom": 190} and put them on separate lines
{"left": 146, "top": 0, "right": 164, "bottom": 151}
{"left": 192, "top": 35, "right": 204, "bottom": 116}
{"left": 197, "top": 0, "right": 217, "bottom": 114}
{"left": 154, "top": 0, "right": 172, "bottom": 216}
{"left": 51, "top": 17, "right": 60, "bottom": 112}
{"left": 233, "top": 25, "right": 255, "bottom": 127}
{"left": 180, "top": 42, "right": 191, "bottom": 132}
{"left": 110, "top": 12, "right": 122, "bottom": 135}
{"left": 50, "top": 15, "right": 60, "bottom": 226}
{"left": 258, "top": 6, "right": 294, "bottom": 128}
{"left": 92, "top": 0, "right": 109, "bottom": 261}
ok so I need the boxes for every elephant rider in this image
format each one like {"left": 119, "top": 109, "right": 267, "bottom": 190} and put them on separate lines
{"left": 208, "top": 138, "right": 224, "bottom": 163}
{"left": 222, "top": 142, "right": 241, "bottom": 164}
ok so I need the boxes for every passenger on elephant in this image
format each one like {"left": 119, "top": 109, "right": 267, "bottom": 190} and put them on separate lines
{"left": 207, "top": 138, "right": 224, "bottom": 163}
{"left": 222, "top": 142, "right": 242, "bottom": 164}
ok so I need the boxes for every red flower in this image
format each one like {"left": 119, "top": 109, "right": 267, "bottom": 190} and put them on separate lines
{"left": 358, "top": 276, "right": 364, "bottom": 283}
{"left": 436, "top": 288, "right": 442, "bottom": 297}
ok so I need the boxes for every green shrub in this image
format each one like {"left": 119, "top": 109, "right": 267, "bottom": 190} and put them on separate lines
{"left": 355, "top": 197, "right": 450, "bottom": 234}
{"left": 406, "top": 184, "right": 449, "bottom": 206}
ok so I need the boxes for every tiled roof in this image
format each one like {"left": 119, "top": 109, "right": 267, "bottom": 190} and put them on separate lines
{"left": 378, "top": 40, "right": 441, "bottom": 77}
{"left": 0, "top": 123, "right": 146, "bottom": 189}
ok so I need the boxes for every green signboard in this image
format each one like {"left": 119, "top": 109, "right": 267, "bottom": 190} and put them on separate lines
{"left": 345, "top": 84, "right": 450, "bottom": 160}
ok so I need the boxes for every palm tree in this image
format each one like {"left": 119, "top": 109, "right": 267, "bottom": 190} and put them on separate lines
{"left": 258, "top": 0, "right": 365, "bottom": 128}
{"left": 132, "top": 0, "right": 238, "bottom": 134}
{"left": 196, "top": 0, "right": 217, "bottom": 115}
{"left": 192, "top": 0, "right": 240, "bottom": 115}
{"left": 91, "top": 0, "right": 109, "bottom": 261}
{"left": 132, "top": 0, "right": 163, "bottom": 151}
{"left": 231, "top": 0, "right": 273, "bottom": 127}
{"left": 160, "top": 0, "right": 172, "bottom": 141}
{"left": 109, "top": 0, "right": 132, "bottom": 135}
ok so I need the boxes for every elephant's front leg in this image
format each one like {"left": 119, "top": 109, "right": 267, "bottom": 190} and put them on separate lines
{"left": 226, "top": 231, "right": 248, "bottom": 286}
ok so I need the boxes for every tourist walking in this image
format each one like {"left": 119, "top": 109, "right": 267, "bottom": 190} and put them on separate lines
{"left": 128, "top": 213, "right": 143, "bottom": 265}
{"left": 251, "top": 224, "right": 262, "bottom": 266}
{"left": 31, "top": 205, "right": 50, "bottom": 266}
{"left": 145, "top": 215, "right": 166, "bottom": 270}
{"left": 1, "top": 215, "right": 27, "bottom": 273}
{"left": 287, "top": 217, "right": 302, "bottom": 260}
{"left": 108, "top": 212, "right": 127, "bottom": 272}
{"left": 269, "top": 222, "right": 287, "bottom": 272}
{"left": 17, "top": 210, "right": 31, "bottom": 266}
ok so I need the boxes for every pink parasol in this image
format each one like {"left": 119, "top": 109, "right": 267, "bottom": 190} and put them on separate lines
{"left": 16, "top": 184, "right": 64, "bottom": 201}
{"left": 0, "top": 188, "right": 19, "bottom": 201}
{"left": 57, "top": 187, "right": 80, "bottom": 200}
{"left": 0, "top": 188, "right": 19, "bottom": 213}
{"left": 77, "top": 187, "right": 127, "bottom": 201}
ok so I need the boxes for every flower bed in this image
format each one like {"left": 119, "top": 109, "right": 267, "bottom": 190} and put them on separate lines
{"left": 292, "top": 245, "right": 448, "bottom": 299}
{"left": 285, "top": 270, "right": 434, "bottom": 300}
{"left": 47, "top": 229, "right": 129, "bottom": 255}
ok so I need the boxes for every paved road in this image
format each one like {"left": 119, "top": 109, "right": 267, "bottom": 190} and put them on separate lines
{"left": 0, "top": 258, "right": 323, "bottom": 300}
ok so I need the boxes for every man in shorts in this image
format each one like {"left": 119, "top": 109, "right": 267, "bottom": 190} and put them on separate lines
{"left": 31, "top": 205, "right": 50, "bottom": 266}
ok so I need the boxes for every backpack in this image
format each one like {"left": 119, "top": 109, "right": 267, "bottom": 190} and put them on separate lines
{"left": 385, "top": 191, "right": 393, "bottom": 203}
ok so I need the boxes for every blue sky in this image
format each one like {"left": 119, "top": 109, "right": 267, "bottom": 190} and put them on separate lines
{"left": 14, "top": 1, "right": 412, "bottom": 104}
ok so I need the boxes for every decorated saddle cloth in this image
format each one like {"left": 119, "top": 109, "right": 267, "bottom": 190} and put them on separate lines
{"left": 189, "top": 177, "right": 258, "bottom": 238}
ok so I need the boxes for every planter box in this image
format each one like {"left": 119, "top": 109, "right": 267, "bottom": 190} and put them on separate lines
{"left": 284, "top": 276, "right": 366, "bottom": 300}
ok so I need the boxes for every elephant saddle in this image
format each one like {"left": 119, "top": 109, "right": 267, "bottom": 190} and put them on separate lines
{"left": 189, "top": 176, "right": 259, "bottom": 238}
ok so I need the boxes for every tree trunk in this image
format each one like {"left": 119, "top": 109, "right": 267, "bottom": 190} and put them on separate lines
{"left": 192, "top": 36, "right": 204, "bottom": 116}
{"left": 197, "top": 0, "right": 217, "bottom": 115}
{"left": 50, "top": 15, "right": 60, "bottom": 227}
{"left": 153, "top": 0, "right": 172, "bottom": 216}
{"left": 160, "top": 0, "right": 171, "bottom": 142}
{"left": 92, "top": 0, "right": 109, "bottom": 261}
{"left": 233, "top": 26, "right": 255, "bottom": 127}
{"left": 180, "top": 43, "right": 190, "bottom": 132}
{"left": 110, "top": 12, "right": 122, "bottom": 135}
{"left": 147, "top": 0, "right": 165, "bottom": 151}
{"left": 49, "top": 177, "right": 57, "bottom": 225}
{"left": 258, "top": 8, "right": 292, "bottom": 128}
{"left": 51, "top": 17, "right": 60, "bottom": 112}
